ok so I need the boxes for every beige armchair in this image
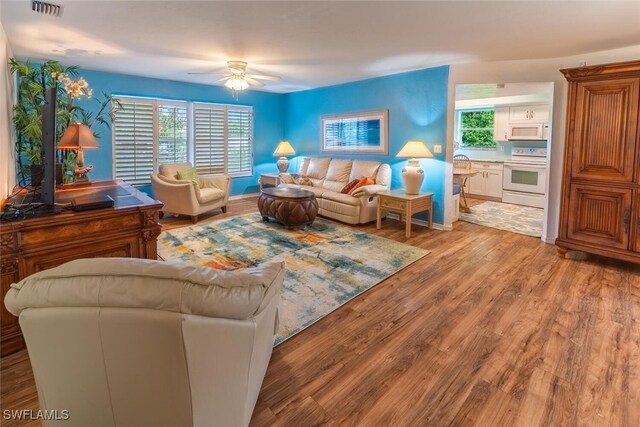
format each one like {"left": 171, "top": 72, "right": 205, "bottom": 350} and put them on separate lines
{"left": 4, "top": 258, "right": 284, "bottom": 427}
{"left": 151, "top": 162, "right": 230, "bottom": 223}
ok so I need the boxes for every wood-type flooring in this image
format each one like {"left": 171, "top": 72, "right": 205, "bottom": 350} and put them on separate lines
{"left": 2, "top": 197, "right": 639, "bottom": 426}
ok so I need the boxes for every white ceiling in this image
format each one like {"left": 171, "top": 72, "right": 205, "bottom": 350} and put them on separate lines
{"left": 2, "top": 1, "right": 640, "bottom": 93}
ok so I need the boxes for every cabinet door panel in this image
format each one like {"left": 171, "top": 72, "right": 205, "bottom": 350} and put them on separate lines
{"left": 485, "top": 171, "right": 504, "bottom": 199}
{"left": 467, "top": 173, "right": 484, "bottom": 195}
{"left": 567, "top": 184, "right": 632, "bottom": 250}
{"left": 571, "top": 78, "right": 639, "bottom": 182}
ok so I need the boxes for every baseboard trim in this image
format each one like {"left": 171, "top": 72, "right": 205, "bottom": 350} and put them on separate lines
{"left": 229, "top": 192, "right": 260, "bottom": 201}
{"left": 386, "top": 213, "right": 451, "bottom": 231}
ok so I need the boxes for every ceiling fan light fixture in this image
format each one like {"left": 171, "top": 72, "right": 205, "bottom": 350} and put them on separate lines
{"left": 224, "top": 75, "right": 250, "bottom": 91}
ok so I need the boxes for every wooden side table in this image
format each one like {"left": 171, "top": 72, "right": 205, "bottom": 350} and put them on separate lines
{"left": 376, "top": 190, "right": 434, "bottom": 238}
{"left": 259, "top": 173, "right": 280, "bottom": 190}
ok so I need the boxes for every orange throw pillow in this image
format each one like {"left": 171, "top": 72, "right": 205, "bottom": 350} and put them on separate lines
{"left": 348, "top": 177, "right": 376, "bottom": 195}
{"left": 341, "top": 178, "right": 361, "bottom": 194}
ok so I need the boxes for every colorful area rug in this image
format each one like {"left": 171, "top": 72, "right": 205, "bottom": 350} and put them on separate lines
{"left": 459, "top": 201, "right": 543, "bottom": 237}
{"left": 158, "top": 213, "right": 429, "bottom": 345}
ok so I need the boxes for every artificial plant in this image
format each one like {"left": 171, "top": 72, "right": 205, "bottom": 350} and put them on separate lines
{"left": 9, "top": 59, "right": 120, "bottom": 184}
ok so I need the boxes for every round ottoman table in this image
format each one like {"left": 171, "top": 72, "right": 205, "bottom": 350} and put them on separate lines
{"left": 258, "top": 187, "right": 318, "bottom": 228}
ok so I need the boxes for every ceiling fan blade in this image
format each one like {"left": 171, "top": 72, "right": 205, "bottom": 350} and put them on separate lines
{"left": 245, "top": 77, "right": 265, "bottom": 87}
{"left": 188, "top": 71, "right": 216, "bottom": 75}
{"left": 247, "top": 73, "right": 281, "bottom": 81}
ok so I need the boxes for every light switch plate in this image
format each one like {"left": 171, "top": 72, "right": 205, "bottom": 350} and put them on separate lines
{"left": 433, "top": 144, "right": 442, "bottom": 154}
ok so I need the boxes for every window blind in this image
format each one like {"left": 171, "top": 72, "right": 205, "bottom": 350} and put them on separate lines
{"left": 227, "top": 107, "right": 253, "bottom": 176}
{"left": 193, "top": 104, "right": 253, "bottom": 177}
{"left": 193, "top": 105, "right": 226, "bottom": 175}
{"left": 158, "top": 103, "right": 188, "bottom": 165}
{"left": 113, "top": 99, "right": 154, "bottom": 185}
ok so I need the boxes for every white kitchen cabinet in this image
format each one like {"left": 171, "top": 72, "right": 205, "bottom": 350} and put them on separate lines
{"left": 493, "top": 106, "right": 509, "bottom": 141}
{"left": 508, "top": 104, "right": 549, "bottom": 123}
{"left": 465, "top": 161, "right": 504, "bottom": 199}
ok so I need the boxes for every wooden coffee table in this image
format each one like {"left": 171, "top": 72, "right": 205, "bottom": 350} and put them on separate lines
{"left": 258, "top": 187, "right": 319, "bottom": 228}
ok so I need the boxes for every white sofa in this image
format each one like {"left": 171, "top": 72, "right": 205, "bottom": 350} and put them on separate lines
{"left": 4, "top": 258, "right": 284, "bottom": 427}
{"left": 279, "top": 157, "right": 391, "bottom": 224}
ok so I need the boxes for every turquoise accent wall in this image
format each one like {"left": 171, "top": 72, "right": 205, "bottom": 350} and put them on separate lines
{"left": 73, "top": 69, "right": 284, "bottom": 196}
{"left": 283, "top": 66, "right": 449, "bottom": 223}
{"left": 68, "top": 65, "right": 450, "bottom": 223}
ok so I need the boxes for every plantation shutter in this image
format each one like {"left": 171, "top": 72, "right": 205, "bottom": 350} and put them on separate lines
{"left": 193, "top": 104, "right": 226, "bottom": 175}
{"left": 157, "top": 103, "right": 188, "bottom": 165}
{"left": 227, "top": 106, "right": 253, "bottom": 176}
{"left": 113, "top": 99, "right": 154, "bottom": 185}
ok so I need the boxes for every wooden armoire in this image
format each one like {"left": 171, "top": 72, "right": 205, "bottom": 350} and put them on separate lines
{"left": 557, "top": 60, "right": 640, "bottom": 264}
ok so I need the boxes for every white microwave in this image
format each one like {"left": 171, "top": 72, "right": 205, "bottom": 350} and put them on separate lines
{"left": 508, "top": 123, "right": 549, "bottom": 140}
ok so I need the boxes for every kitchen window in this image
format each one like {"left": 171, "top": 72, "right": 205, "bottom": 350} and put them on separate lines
{"left": 457, "top": 108, "right": 496, "bottom": 148}
{"left": 113, "top": 96, "right": 253, "bottom": 185}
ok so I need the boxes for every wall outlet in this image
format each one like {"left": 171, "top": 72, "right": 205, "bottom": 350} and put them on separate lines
{"left": 433, "top": 144, "right": 442, "bottom": 154}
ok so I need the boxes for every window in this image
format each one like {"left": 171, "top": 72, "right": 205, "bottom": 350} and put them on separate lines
{"left": 113, "top": 97, "right": 253, "bottom": 185}
{"left": 457, "top": 109, "right": 495, "bottom": 148}
{"left": 193, "top": 103, "right": 253, "bottom": 177}
{"left": 157, "top": 102, "right": 188, "bottom": 165}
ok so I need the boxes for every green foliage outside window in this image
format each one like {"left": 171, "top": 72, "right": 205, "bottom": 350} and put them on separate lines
{"left": 460, "top": 110, "right": 496, "bottom": 147}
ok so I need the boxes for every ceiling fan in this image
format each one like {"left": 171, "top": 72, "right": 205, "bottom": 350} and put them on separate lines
{"left": 189, "top": 61, "right": 281, "bottom": 92}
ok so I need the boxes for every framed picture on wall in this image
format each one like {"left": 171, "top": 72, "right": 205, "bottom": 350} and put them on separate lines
{"left": 321, "top": 110, "right": 388, "bottom": 154}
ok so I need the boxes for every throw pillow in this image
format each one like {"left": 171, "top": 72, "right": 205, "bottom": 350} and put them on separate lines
{"left": 278, "top": 173, "right": 296, "bottom": 184}
{"left": 348, "top": 177, "right": 376, "bottom": 195}
{"left": 341, "top": 178, "right": 362, "bottom": 194}
{"left": 295, "top": 175, "right": 313, "bottom": 186}
{"left": 176, "top": 167, "right": 203, "bottom": 188}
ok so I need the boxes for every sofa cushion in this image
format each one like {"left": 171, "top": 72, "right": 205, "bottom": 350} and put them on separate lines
{"left": 299, "top": 157, "right": 311, "bottom": 175}
{"left": 349, "top": 177, "right": 376, "bottom": 195}
{"left": 349, "top": 160, "right": 381, "bottom": 182}
{"left": 278, "top": 173, "right": 296, "bottom": 184}
{"left": 322, "top": 190, "right": 361, "bottom": 207}
{"left": 325, "top": 159, "right": 353, "bottom": 182}
{"left": 4, "top": 258, "right": 285, "bottom": 320}
{"left": 176, "top": 167, "right": 203, "bottom": 188}
{"left": 320, "top": 198, "right": 360, "bottom": 217}
{"left": 306, "top": 157, "right": 331, "bottom": 179}
{"left": 295, "top": 175, "right": 313, "bottom": 186}
{"left": 197, "top": 187, "right": 225, "bottom": 204}
{"left": 341, "top": 178, "right": 360, "bottom": 194}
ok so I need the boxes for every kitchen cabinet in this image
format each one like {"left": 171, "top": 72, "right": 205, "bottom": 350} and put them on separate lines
{"left": 465, "top": 161, "right": 504, "bottom": 200}
{"left": 509, "top": 104, "right": 549, "bottom": 122}
{"left": 493, "top": 106, "right": 509, "bottom": 141}
{"left": 557, "top": 60, "right": 640, "bottom": 264}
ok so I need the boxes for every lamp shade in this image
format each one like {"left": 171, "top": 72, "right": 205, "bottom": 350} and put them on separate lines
{"left": 224, "top": 76, "right": 250, "bottom": 91}
{"left": 396, "top": 140, "right": 434, "bottom": 159}
{"left": 57, "top": 123, "right": 99, "bottom": 150}
{"left": 273, "top": 141, "right": 296, "bottom": 157}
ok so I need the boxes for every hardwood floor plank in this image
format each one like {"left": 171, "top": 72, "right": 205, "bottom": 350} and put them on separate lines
{"left": 2, "top": 199, "right": 640, "bottom": 426}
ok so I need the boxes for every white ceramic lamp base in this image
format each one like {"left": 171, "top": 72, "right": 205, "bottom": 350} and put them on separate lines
{"left": 402, "top": 164, "right": 424, "bottom": 195}
{"left": 276, "top": 157, "right": 289, "bottom": 173}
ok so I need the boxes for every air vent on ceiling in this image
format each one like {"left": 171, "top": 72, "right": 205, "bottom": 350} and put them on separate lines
{"left": 31, "top": 0, "right": 62, "bottom": 17}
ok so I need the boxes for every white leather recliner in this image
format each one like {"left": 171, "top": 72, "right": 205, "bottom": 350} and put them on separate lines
{"left": 4, "top": 258, "right": 284, "bottom": 427}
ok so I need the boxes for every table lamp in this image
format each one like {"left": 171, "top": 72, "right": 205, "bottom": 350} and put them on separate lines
{"left": 273, "top": 140, "right": 296, "bottom": 173}
{"left": 57, "top": 123, "right": 99, "bottom": 184}
{"left": 396, "top": 140, "right": 434, "bottom": 195}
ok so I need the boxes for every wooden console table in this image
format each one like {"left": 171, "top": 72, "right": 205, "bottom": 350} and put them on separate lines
{"left": 0, "top": 180, "right": 163, "bottom": 357}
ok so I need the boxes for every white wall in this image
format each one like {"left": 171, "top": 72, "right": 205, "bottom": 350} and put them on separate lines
{"left": 447, "top": 44, "right": 640, "bottom": 243}
{"left": 1, "top": 21, "right": 16, "bottom": 208}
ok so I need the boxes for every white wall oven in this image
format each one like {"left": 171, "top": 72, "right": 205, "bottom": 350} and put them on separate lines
{"left": 502, "top": 148, "right": 547, "bottom": 208}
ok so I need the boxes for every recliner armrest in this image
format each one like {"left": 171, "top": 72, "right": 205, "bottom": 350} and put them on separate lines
{"left": 350, "top": 184, "right": 387, "bottom": 197}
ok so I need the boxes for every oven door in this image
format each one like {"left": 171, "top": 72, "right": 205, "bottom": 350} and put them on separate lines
{"left": 503, "top": 162, "right": 547, "bottom": 194}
